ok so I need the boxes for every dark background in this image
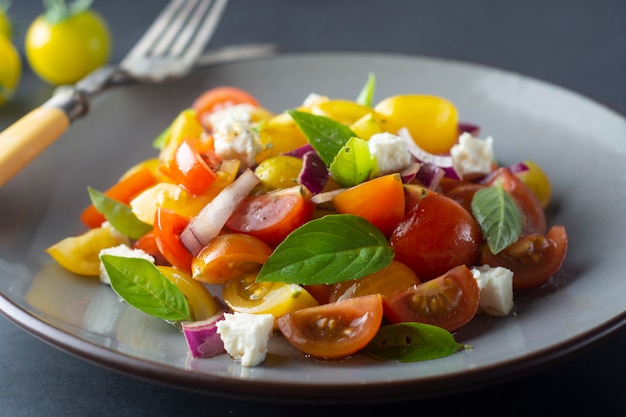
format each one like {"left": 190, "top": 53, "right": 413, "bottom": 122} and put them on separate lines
{"left": 1, "top": 1, "right": 625, "bottom": 416}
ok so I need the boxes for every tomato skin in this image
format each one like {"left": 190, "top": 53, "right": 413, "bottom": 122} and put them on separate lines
{"left": 192, "top": 86, "right": 260, "bottom": 128}
{"left": 153, "top": 208, "right": 193, "bottom": 273}
{"left": 276, "top": 294, "right": 384, "bottom": 360}
{"left": 167, "top": 139, "right": 218, "bottom": 195}
{"left": 390, "top": 193, "right": 481, "bottom": 281}
{"left": 383, "top": 265, "right": 479, "bottom": 332}
{"left": 225, "top": 186, "right": 315, "bottom": 247}
{"left": 480, "top": 225, "right": 568, "bottom": 290}
{"left": 132, "top": 232, "right": 169, "bottom": 266}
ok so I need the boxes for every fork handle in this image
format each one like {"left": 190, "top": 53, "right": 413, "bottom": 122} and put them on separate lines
{"left": 0, "top": 88, "right": 89, "bottom": 187}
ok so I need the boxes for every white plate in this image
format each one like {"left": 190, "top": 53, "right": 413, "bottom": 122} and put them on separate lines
{"left": 1, "top": 52, "right": 625, "bottom": 402}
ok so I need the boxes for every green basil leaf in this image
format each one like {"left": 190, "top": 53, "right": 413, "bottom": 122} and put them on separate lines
{"left": 471, "top": 183, "right": 523, "bottom": 254}
{"left": 256, "top": 214, "right": 394, "bottom": 285}
{"left": 329, "top": 136, "right": 373, "bottom": 187}
{"left": 101, "top": 255, "right": 193, "bottom": 322}
{"left": 88, "top": 187, "right": 153, "bottom": 240}
{"left": 364, "top": 322, "right": 470, "bottom": 362}
{"left": 355, "top": 73, "right": 376, "bottom": 107}
{"left": 287, "top": 110, "right": 356, "bottom": 167}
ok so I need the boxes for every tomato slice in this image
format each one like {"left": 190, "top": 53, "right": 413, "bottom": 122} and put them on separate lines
{"left": 167, "top": 139, "right": 218, "bottom": 195}
{"left": 132, "top": 232, "right": 169, "bottom": 266}
{"left": 192, "top": 86, "right": 260, "bottom": 129}
{"left": 479, "top": 225, "right": 568, "bottom": 290}
{"left": 153, "top": 208, "right": 193, "bottom": 273}
{"left": 80, "top": 166, "right": 156, "bottom": 228}
{"left": 332, "top": 174, "right": 405, "bottom": 237}
{"left": 383, "top": 265, "right": 479, "bottom": 332}
{"left": 225, "top": 186, "right": 315, "bottom": 247}
{"left": 276, "top": 294, "right": 384, "bottom": 360}
{"left": 157, "top": 266, "right": 220, "bottom": 321}
{"left": 191, "top": 233, "right": 273, "bottom": 284}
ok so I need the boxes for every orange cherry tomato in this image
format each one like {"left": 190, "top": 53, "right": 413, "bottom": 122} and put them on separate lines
{"left": 479, "top": 225, "right": 568, "bottom": 290}
{"left": 132, "top": 232, "right": 169, "bottom": 266}
{"left": 153, "top": 208, "right": 193, "bottom": 273}
{"left": 80, "top": 166, "right": 157, "bottom": 228}
{"left": 328, "top": 260, "right": 420, "bottom": 303}
{"left": 167, "top": 139, "right": 218, "bottom": 195}
{"left": 191, "top": 233, "right": 273, "bottom": 284}
{"left": 225, "top": 186, "right": 315, "bottom": 247}
{"left": 192, "top": 86, "right": 260, "bottom": 128}
{"left": 276, "top": 294, "right": 384, "bottom": 360}
{"left": 332, "top": 174, "right": 405, "bottom": 237}
{"left": 390, "top": 193, "right": 481, "bottom": 281}
{"left": 383, "top": 265, "right": 479, "bottom": 332}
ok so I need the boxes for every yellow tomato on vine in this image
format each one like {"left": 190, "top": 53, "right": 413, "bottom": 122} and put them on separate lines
{"left": 0, "top": 34, "right": 20, "bottom": 106}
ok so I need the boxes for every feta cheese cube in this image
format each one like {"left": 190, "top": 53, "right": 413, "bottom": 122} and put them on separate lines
{"left": 98, "top": 244, "right": 155, "bottom": 285}
{"left": 368, "top": 132, "right": 412, "bottom": 176}
{"left": 216, "top": 312, "right": 274, "bottom": 367}
{"left": 450, "top": 132, "right": 494, "bottom": 179}
{"left": 208, "top": 104, "right": 262, "bottom": 169}
{"left": 471, "top": 265, "right": 514, "bottom": 316}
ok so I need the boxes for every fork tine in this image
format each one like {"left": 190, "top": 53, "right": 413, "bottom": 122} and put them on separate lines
{"left": 168, "top": 0, "right": 214, "bottom": 56}
{"left": 179, "top": 0, "right": 230, "bottom": 62}
{"left": 151, "top": 0, "right": 201, "bottom": 56}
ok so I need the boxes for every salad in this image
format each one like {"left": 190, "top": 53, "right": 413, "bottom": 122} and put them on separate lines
{"left": 46, "top": 75, "right": 568, "bottom": 367}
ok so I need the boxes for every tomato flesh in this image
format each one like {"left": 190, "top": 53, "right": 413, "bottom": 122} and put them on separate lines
{"left": 153, "top": 208, "right": 193, "bottom": 272}
{"left": 277, "top": 294, "right": 384, "bottom": 360}
{"left": 480, "top": 225, "right": 568, "bottom": 290}
{"left": 383, "top": 265, "right": 479, "bottom": 332}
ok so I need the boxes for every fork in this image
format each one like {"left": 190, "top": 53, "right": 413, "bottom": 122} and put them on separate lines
{"left": 0, "top": 0, "right": 229, "bottom": 187}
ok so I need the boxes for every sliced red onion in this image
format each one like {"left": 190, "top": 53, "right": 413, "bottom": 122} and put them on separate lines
{"left": 397, "top": 127, "right": 455, "bottom": 168}
{"left": 414, "top": 162, "right": 446, "bottom": 189}
{"left": 297, "top": 150, "right": 329, "bottom": 194}
{"left": 181, "top": 169, "right": 259, "bottom": 255}
{"left": 284, "top": 143, "right": 315, "bottom": 158}
{"left": 458, "top": 122, "right": 481, "bottom": 136}
{"left": 310, "top": 188, "right": 345, "bottom": 204}
{"left": 508, "top": 161, "right": 529, "bottom": 174}
{"left": 182, "top": 312, "right": 226, "bottom": 358}
{"left": 399, "top": 162, "right": 420, "bottom": 183}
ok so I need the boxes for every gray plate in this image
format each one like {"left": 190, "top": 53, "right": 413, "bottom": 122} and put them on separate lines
{"left": 1, "top": 52, "right": 625, "bottom": 402}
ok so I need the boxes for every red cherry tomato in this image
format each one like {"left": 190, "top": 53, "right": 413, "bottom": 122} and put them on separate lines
{"left": 132, "top": 232, "right": 169, "bottom": 266}
{"left": 225, "top": 186, "right": 315, "bottom": 247}
{"left": 167, "top": 139, "right": 218, "bottom": 195}
{"left": 192, "top": 86, "right": 260, "bottom": 128}
{"left": 390, "top": 193, "right": 481, "bottom": 281}
{"left": 276, "top": 294, "right": 384, "bottom": 360}
{"left": 479, "top": 225, "right": 568, "bottom": 290}
{"left": 153, "top": 208, "right": 193, "bottom": 272}
{"left": 383, "top": 265, "right": 479, "bottom": 332}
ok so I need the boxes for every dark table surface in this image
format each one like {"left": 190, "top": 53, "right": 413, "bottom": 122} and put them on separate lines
{"left": 1, "top": 1, "right": 625, "bottom": 416}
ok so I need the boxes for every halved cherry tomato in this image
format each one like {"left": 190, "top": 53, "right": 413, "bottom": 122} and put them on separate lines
{"left": 390, "top": 193, "right": 481, "bottom": 281}
{"left": 222, "top": 273, "right": 318, "bottom": 317}
{"left": 80, "top": 166, "right": 157, "bottom": 228}
{"left": 328, "top": 260, "right": 420, "bottom": 303}
{"left": 192, "top": 86, "right": 260, "bottom": 128}
{"left": 484, "top": 167, "right": 546, "bottom": 236}
{"left": 157, "top": 266, "right": 220, "bottom": 321}
{"left": 276, "top": 294, "right": 384, "bottom": 360}
{"left": 167, "top": 139, "right": 218, "bottom": 195}
{"left": 191, "top": 233, "right": 272, "bottom": 284}
{"left": 332, "top": 174, "right": 405, "bottom": 237}
{"left": 383, "top": 265, "right": 479, "bottom": 332}
{"left": 132, "top": 232, "right": 169, "bottom": 266}
{"left": 479, "top": 225, "right": 568, "bottom": 290}
{"left": 153, "top": 208, "right": 193, "bottom": 273}
{"left": 225, "top": 186, "right": 315, "bottom": 247}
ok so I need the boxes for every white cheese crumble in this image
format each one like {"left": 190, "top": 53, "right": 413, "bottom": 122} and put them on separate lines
{"left": 368, "top": 132, "right": 412, "bottom": 176}
{"left": 98, "top": 244, "right": 155, "bottom": 285}
{"left": 450, "top": 132, "right": 494, "bottom": 179}
{"left": 216, "top": 312, "right": 274, "bottom": 367}
{"left": 471, "top": 265, "right": 514, "bottom": 316}
{"left": 208, "top": 104, "right": 262, "bottom": 169}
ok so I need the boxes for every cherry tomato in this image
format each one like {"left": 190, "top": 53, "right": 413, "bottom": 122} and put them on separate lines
{"left": 328, "top": 260, "right": 420, "bottom": 303}
{"left": 0, "top": 34, "right": 20, "bottom": 106}
{"left": 0, "top": 6, "right": 11, "bottom": 38}
{"left": 192, "top": 86, "right": 260, "bottom": 128}
{"left": 157, "top": 266, "right": 220, "bottom": 321}
{"left": 132, "top": 232, "right": 169, "bottom": 266}
{"left": 332, "top": 174, "right": 405, "bottom": 237}
{"left": 167, "top": 139, "right": 218, "bottom": 195}
{"left": 484, "top": 167, "right": 546, "bottom": 236}
{"left": 25, "top": 8, "right": 111, "bottom": 85}
{"left": 374, "top": 95, "right": 459, "bottom": 154}
{"left": 276, "top": 294, "right": 384, "bottom": 359}
{"left": 383, "top": 265, "right": 479, "bottom": 332}
{"left": 191, "top": 233, "right": 273, "bottom": 284}
{"left": 310, "top": 99, "right": 372, "bottom": 125}
{"left": 479, "top": 225, "right": 568, "bottom": 290}
{"left": 222, "top": 273, "right": 318, "bottom": 317}
{"left": 390, "top": 193, "right": 481, "bottom": 281}
{"left": 254, "top": 155, "right": 304, "bottom": 191}
{"left": 225, "top": 186, "right": 315, "bottom": 247}
{"left": 46, "top": 226, "right": 129, "bottom": 276}
{"left": 256, "top": 112, "right": 309, "bottom": 163}
{"left": 514, "top": 160, "right": 552, "bottom": 208}
{"left": 153, "top": 208, "right": 193, "bottom": 272}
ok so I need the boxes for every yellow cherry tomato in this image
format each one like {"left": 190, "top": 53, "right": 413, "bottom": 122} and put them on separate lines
{"left": 0, "top": 34, "right": 20, "bottom": 106}
{"left": 0, "top": 6, "right": 11, "bottom": 38}
{"left": 256, "top": 112, "right": 309, "bottom": 163}
{"left": 374, "top": 94, "right": 459, "bottom": 154}
{"left": 25, "top": 9, "right": 111, "bottom": 85}
{"left": 349, "top": 112, "right": 384, "bottom": 140}
{"left": 222, "top": 273, "right": 319, "bottom": 318}
{"left": 311, "top": 99, "right": 372, "bottom": 125}
{"left": 46, "top": 226, "right": 130, "bottom": 276}
{"left": 254, "top": 155, "right": 303, "bottom": 190}
{"left": 157, "top": 266, "right": 220, "bottom": 321}
{"left": 514, "top": 160, "right": 552, "bottom": 208}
